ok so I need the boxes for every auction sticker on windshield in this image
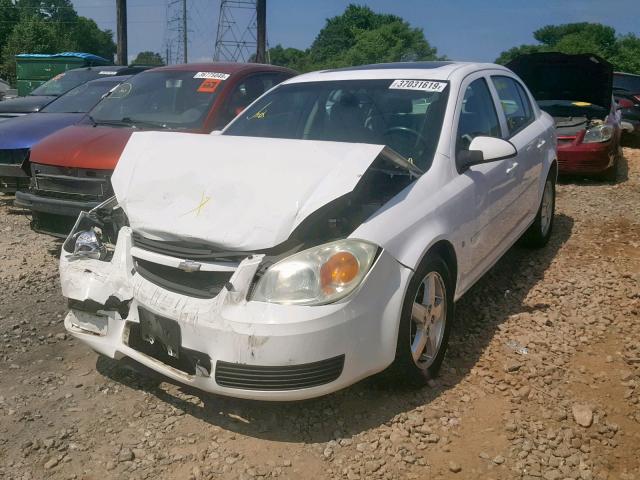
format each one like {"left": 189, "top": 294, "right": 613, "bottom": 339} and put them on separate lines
{"left": 198, "top": 79, "right": 221, "bottom": 93}
{"left": 194, "top": 72, "right": 230, "bottom": 80}
{"left": 389, "top": 80, "right": 446, "bottom": 92}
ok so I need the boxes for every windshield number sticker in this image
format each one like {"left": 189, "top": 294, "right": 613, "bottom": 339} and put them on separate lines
{"left": 389, "top": 80, "right": 446, "bottom": 92}
{"left": 197, "top": 79, "right": 221, "bottom": 93}
{"left": 194, "top": 72, "right": 230, "bottom": 80}
{"left": 98, "top": 70, "right": 118, "bottom": 75}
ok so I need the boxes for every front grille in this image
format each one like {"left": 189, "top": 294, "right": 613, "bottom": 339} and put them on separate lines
{"left": 134, "top": 257, "right": 233, "bottom": 299}
{"left": 132, "top": 232, "right": 250, "bottom": 263}
{"left": 215, "top": 355, "right": 345, "bottom": 391}
{"left": 31, "top": 163, "right": 112, "bottom": 202}
{"left": 0, "top": 148, "right": 29, "bottom": 165}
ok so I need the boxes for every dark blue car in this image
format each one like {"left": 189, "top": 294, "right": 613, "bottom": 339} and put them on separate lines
{"left": 0, "top": 75, "right": 130, "bottom": 192}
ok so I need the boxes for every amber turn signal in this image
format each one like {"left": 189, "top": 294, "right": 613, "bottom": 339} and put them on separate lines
{"left": 320, "top": 251, "right": 359, "bottom": 291}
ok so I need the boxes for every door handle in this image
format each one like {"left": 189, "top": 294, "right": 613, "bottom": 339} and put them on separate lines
{"left": 536, "top": 139, "right": 546, "bottom": 149}
{"left": 506, "top": 162, "right": 519, "bottom": 174}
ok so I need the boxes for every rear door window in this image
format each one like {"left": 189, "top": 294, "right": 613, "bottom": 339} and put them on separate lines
{"left": 492, "top": 76, "right": 535, "bottom": 136}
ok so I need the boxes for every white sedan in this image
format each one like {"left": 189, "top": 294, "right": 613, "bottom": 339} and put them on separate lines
{"left": 60, "top": 61, "right": 557, "bottom": 400}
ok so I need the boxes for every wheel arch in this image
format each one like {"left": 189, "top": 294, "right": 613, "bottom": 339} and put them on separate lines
{"left": 419, "top": 239, "right": 458, "bottom": 296}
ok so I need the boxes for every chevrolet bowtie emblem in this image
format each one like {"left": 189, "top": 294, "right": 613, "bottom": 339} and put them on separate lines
{"left": 178, "top": 260, "right": 201, "bottom": 272}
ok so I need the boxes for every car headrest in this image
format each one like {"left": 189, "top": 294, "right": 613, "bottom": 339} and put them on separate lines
{"left": 381, "top": 95, "right": 412, "bottom": 114}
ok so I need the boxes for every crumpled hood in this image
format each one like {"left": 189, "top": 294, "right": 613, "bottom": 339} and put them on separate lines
{"left": 112, "top": 133, "right": 385, "bottom": 251}
{"left": 0, "top": 95, "right": 56, "bottom": 114}
{"left": 0, "top": 112, "right": 83, "bottom": 150}
{"left": 507, "top": 52, "right": 613, "bottom": 110}
{"left": 30, "top": 125, "right": 132, "bottom": 169}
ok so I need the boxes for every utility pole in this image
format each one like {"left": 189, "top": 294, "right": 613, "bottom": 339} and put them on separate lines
{"left": 255, "top": 0, "right": 266, "bottom": 63}
{"left": 116, "top": 0, "right": 128, "bottom": 65}
{"left": 182, "top": 0, "right": 188, "bottom": 63}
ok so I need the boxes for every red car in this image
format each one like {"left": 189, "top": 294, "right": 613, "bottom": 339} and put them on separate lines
{"left": 508, "top": 53, "right": 622, "bottom": 180}
{"left": 15, "top": 62, "right": 296, "bottom": 236}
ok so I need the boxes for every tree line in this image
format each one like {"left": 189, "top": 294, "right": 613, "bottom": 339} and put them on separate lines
{"left": 266, "top": 5, "right": 640, "bottom": 75}
{"left": 0, "top": 0, "right": 116, "bottom": 82}
{"left": 1, "top": 2, "right": 639, "bottom": 85}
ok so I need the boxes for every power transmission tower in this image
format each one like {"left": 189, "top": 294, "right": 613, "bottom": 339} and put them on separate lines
{"left": 164, "top": 0, "right": 189, "bottom": 64}
{"left": 214, "top": 0, "right": 269, "bottom": 63}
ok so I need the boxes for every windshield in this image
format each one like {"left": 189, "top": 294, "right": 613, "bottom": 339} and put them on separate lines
{"left": 41, "top": 80, "right": 123, "bottom": 114}
{"left": 224, "top": 79, "right": 449, "bottom": 170}
{"left": 89, "top": 70, "right": 224, "bottom": 130}
{"left": 30, "top": 70, "right": 102, "bottom": 96}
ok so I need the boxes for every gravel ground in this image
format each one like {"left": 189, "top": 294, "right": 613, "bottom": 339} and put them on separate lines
{"left": 1, "top": 149, "right": 639, "bottom": 480}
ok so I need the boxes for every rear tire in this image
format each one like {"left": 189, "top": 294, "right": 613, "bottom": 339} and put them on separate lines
{"left": 388, "top": 254, "right": 454, "bottom": 385}
{"left": 521, "top": 170, "right": 555, "bottom": 248}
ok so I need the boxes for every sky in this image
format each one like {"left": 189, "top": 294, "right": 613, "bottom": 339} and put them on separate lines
{"left": 71, "top": 0, "right": 640, "bottom": 64}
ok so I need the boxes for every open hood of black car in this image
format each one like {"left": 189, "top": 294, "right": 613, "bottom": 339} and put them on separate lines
{"left": 507, "top": 52, "right": 613, "bottom": 111}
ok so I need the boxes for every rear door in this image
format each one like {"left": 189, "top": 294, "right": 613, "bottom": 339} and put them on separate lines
{"left": 490, "top": 75, "right": 543, "bottom": 229}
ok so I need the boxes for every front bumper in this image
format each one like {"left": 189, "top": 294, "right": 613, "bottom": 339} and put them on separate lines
{"left": 15, "top": 190, "right": 100, "bottom": 217}
{"left": 61, "top": 228, "right": 411, "bottom": 400}
{"left": 557, "top": 139, "right": 616, "bottom": 175}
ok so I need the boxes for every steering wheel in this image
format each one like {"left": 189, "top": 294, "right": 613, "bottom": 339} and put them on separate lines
{"left": 383, "top": 126, "right": 430, "bottom": 160}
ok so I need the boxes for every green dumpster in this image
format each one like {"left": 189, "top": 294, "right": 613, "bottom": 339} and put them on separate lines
{"left": 15, "top": 52, "right": 112, "bottom": 96}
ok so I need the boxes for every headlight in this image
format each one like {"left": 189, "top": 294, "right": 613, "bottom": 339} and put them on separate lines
{"left": 583, "top": 124, "right": 613, "bottom": 143}
{"left": 71, "top": 228, "right": 106, "bottom": 260}
{"left": 251, "top": 239, "right": 378, "bottom": 305}
{"left": 62, "top": 196, "right": 125, "bottom": 261}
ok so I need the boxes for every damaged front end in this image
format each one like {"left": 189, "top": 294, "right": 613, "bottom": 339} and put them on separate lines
{"left": 61, "top": 197, "right": 133, "bottom": 335}
{"left": 60, "top": 135, "right": 416, "bottom": 399}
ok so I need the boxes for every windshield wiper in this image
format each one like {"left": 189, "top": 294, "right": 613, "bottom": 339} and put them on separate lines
{"left": 90, "top": 118, "right": 130, "bottom": 127}
{"left": 121, "top": 117, "right": 170, "bottom": 129}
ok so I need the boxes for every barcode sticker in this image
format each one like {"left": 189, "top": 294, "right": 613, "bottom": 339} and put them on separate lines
{"left": 389, "top": 79, "right": 447, "bottom": 92}
{"left": 194, "top": 72, "right": 230, "bottom": 80}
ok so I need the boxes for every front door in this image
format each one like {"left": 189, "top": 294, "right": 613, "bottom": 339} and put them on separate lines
{"left": 454, "top": 75, "right": 517, "bottom": 286}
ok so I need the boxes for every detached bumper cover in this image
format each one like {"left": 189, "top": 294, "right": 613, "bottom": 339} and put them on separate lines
{"left": 61, "top": 228, "right": 410, "bottom": 400}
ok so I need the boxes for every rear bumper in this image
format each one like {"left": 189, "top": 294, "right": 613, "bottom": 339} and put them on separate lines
{"left": 557, "top": 140, "right": 615, "bottom": 175}
{"left": 14, "top": 190, "right": 99, "bottom": 217}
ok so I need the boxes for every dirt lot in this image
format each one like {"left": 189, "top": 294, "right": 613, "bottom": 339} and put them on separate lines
{"left": 1, "top": 149, "right": 639, "bottom": 480}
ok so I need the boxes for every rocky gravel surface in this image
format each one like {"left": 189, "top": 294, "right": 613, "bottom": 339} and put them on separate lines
{"left": 1, "top": 149, "right": 639, "bottom": 480}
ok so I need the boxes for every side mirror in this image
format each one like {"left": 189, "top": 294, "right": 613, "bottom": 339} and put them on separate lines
{"left": 456, "top": 136, "right": 517, "bottom": 173}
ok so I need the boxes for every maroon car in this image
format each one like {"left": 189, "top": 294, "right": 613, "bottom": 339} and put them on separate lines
{"left": 15, "top": 62, "right": 296, "bottom": 236}
{"left": 508, "top": 53, "right": 622, "bottom": 180}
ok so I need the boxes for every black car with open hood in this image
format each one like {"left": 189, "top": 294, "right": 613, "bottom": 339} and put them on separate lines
{"left": 507, "top": 52, "right": 613, "bottom": 111}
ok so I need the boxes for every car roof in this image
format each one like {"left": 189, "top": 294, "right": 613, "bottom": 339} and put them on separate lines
{"left": 147, "top": 62, "right": 296, "bottom": 75}
{"left": 614, "top": 72, "right": 640, "bottom": 78}
{"left": 283, "top": 61, "right": 510, "bottom": 84}
{"left": 85, "top": 75, "right": 132, "bottom": 84}
{"left": 64, "top": 65, "right": 149, "bottom": 75}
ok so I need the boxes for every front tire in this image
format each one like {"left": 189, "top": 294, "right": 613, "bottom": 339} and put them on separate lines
{"left": 521, "top": 170, "right": 555, "bottom": 248}
{"left": 389, "top": 254, "right": 454, "bottom": 385}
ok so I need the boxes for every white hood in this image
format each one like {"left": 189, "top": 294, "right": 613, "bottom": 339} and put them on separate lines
{"left": 112, "top": 133, "right": 385, "bottom": 250}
